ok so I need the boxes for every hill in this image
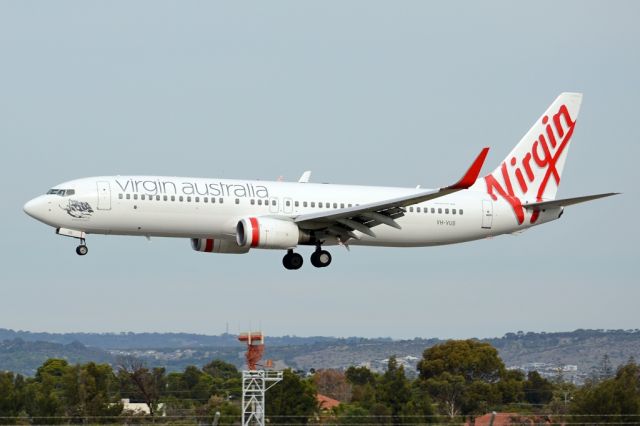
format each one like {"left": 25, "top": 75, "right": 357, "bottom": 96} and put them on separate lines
{"left": 1, "top": 328, "right": 638, "bottom": 382}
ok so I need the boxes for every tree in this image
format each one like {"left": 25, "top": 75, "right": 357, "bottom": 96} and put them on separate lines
{"left": 337, "top": 404, "right": 371, "bottom": 425}
{"left": 0, "top": 372, "right": 24, "bottom": 424}
{"left": 418, "top": 340, "right": 506, "bottom": 418}
{"left": 346, "top": 366, "right": 376, "bottom": 386}
{"left": 202, "top": 360, "right": 239, "bottom": 380}
{"left": 314, "top": 369, "right": 352, "bottom": 402}
{"left": 523, "top": 371, "right": 553, "bottom": 405}
{"left": 196, "top": 395, "right": 241, "bottom": 425}
{"left": 61, "top": 362, "right": 122, "bottom": 423}
{"left": 418, "top": 340, "right": 505, "bottom": 383}
{"left": 24, "top": 359, "right": 71, "bottom": 424}
{"left": 377, "top": 356, "right": 411, "bottom": 425}
{"left": 117, "top": 356, "right": 166, "bottom": 417}
{"left": 571, "top": 361, "right": 640, "bottom": 423}
{"left": 266, "top": 369, "right": 317, "bottom": 425}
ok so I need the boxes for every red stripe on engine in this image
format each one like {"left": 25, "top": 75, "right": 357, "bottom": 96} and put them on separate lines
{"left": 249, "top": 217, "right": 260, "bottom": 247}
{"left": 205, "top": 239, "right": 214, "bottom": 252}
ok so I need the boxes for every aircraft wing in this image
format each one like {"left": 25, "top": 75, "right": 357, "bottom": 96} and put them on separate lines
{"left": 522, "top": 193, "right": 620, "bottom": 211}
{"left": 294, "top": 148, "right": 489, "bottom": 240}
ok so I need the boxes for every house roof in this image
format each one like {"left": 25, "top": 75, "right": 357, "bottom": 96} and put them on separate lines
{"left": 316, "top": 394, "right": 341, "bottom": 410}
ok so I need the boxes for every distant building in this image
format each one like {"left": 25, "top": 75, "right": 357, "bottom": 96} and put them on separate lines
{"left": 120, "top": 399, "right": 166, "bottom": 417}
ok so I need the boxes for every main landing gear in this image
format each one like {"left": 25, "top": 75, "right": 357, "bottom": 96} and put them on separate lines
{"left": 310, "top": 246, "right": 332, "bottom": 268}
{"left": 282, "top": 249, "right": 304, "bottom": 270}
{"left": 282, "top": 246, "right": 332, "bottom": 270}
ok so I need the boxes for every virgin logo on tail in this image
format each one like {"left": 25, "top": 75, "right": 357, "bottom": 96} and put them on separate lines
{"left": 485, "top": 104, "right": 576, "bottom": 224}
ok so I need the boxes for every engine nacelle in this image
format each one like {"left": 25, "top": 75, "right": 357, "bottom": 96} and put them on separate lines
{"left": 236, "top": 217, "right": 307, "bottom": 249}
{"left": 191, "top": 238, "right": 250, "bottom": 254}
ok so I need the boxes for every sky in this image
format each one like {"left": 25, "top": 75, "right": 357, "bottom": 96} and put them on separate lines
{"left": 0, "top": 1, "right": 638, "bottom": 340}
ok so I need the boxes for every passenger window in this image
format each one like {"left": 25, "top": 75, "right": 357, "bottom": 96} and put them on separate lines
{"left": 163, "top": 195, "right": 168, "bottom": 201}
{"left": 118, "top": 194, "right": 123, "bottom": 199}
{"left": 416, "top": 207, "right": 421, "bottom": 212}
{"left": 126, "top": 194, "right": 131, "bottom": 200}
{"left": 340, "top": 203, "right": 344, "bottom": 208}
{"left": 295, "top": 201, "right": 299, "bottom": 207}
{"left": 179, "top": 196, "right": 184, "bottom": 202}
{"left": 204, "top": 197, "right": 208, "bottom": 203}
{"left": 409, "top": 207, "right": 414, "bottom": 212}
{"left": 219, "top": 198, "right": 224, "bottom": 203}
{"left": 333, "top": 203, "right": 337, "bottom": 208}
{"left": 431, "top": 208, "right": 435, "bottom": 213}
{"left": 303, "top": 201, "right": 308, "bottom": 207}
{"left": 319, "top": 202, "right": 323, "bottom": 208}
{"left": 187, "top": 196, "right": 192, "bottom": 202}
{"left": 156, "top": 195, "right": 160, "bottom": 201}
{"left": 134, "top": 194, "right": 138, "bottom": 200}
{"left": 272, "top": 200, "right": 276, "bottom": 206}
{"left": 348, "top": 204, "right": 352, "bottom": 208}
{"left": 257, "top": 199, "right": 262, "bottom": 205}
{"left": 286, "top": 200, "right": 291, "bottom": 207}
{"left": 195, "top": 197, "right": 199, "bottom": 202}
{"left": 452, "top": 209, "right": 457, "bottom": 215}
{"left": 445, "top": 208, "right": 449, "bottom": 214}
{"left": 459, "top": 209, "right": 464, "bottom": 215}
{"left": 251, "top": 199, "right": 255, "bottom": 205}
{"left": 438, "top": 208, "right": 442, "bottom": 214}
{"left": 311, "top": 202, "right": 316, "bottom": 207}
{"left": 141, "top": 195, "right": 146, "bottom": 200}
{"left": 171, "top": 195, "right": 175, "bottom": 201}
{"left": 235, "top": 198, "right": 240, "bottom": 204}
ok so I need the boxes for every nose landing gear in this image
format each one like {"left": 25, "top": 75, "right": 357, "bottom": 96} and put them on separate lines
{"left": 56, "top": 228, "right": 89, "bottom": 256}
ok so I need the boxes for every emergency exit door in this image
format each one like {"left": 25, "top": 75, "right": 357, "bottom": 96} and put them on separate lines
{"left": 481, "top": 199, "right": 493, "bottom": 229}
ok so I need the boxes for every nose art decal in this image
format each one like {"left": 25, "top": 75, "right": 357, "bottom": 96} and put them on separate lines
{"left": 60, "top": 200, "right": 94, "bottom": 219}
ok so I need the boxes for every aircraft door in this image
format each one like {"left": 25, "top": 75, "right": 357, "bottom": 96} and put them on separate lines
{"left": 269, "top": 197, "right": 279, "bottom": 214}
{"left": 481, "top": 199, "right": 493, "bottom": 229}
{"left": 97, "top": 181, "right": 112, "bottom": 210}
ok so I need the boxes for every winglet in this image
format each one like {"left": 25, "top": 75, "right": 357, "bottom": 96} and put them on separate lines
{"left": 447, "top": 147, "right": 490, "bottom": 189}
{"left": 298, "top": 171, "right": 312, "bottom": 183}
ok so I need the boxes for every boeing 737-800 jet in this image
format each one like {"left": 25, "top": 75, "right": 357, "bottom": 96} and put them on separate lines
{"left": 24, "top": 93, "right": 617, "bottom": 269}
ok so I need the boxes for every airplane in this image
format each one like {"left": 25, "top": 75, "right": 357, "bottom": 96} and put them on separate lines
{"left": 23, "top": 93, "right": 617, "bottom": 270}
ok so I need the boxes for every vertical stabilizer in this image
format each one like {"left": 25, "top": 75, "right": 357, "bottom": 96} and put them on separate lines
{"left": 473, "top": 93, "right": 583, "bottom": 224}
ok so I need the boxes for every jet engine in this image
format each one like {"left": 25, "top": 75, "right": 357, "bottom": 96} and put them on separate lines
{"left": 191, "top": 238, "right": 250, "bottom": 254}
{"left": 236, "top": 217, "right": 309, "bottom": 249}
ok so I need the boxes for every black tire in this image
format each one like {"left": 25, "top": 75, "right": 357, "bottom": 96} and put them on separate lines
{"left": 311, "top": 250, "right": 332, "bottom": 268}
{"left": 282, "top": 253, "right": 293, "bottom": 270}
{"left": 310, "top": 251, "right": 322, "bottom": 268}
{"left": 76, "top": 245, "right": 88, "bottom": 256}
{"left": 289, "top": 253, "right": 303, "bottom": 270}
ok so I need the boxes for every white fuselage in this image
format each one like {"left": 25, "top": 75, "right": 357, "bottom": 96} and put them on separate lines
{"left": 23, "top": 175, "right": 560, "bottom": 248}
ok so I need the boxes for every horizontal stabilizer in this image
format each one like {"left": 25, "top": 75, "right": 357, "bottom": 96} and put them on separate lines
{"left": 522, "top": 193, "right": 620, "bottom": 211}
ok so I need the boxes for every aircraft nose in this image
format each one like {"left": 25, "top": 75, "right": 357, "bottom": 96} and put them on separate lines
{"left": 23, "top": 197, "right": 46, "bottom": 220}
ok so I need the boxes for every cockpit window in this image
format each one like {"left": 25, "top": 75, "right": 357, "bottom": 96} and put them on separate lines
{"left": 47, "top": 189, "right": 75, "bottom": 196}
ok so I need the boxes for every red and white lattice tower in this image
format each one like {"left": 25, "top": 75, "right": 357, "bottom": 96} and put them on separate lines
{"left": 238, "top": 332, "right": 282, "bottom": 426}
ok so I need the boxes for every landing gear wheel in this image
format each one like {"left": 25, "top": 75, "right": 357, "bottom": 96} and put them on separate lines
{"left": 311, "top": 250, "right": 332, "bottom": 268}
{"left": 76, "top": 245, "right": 88, "bottom": 256}
{"left": 282, "top": 251, "right": 303, "bottom": 270}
